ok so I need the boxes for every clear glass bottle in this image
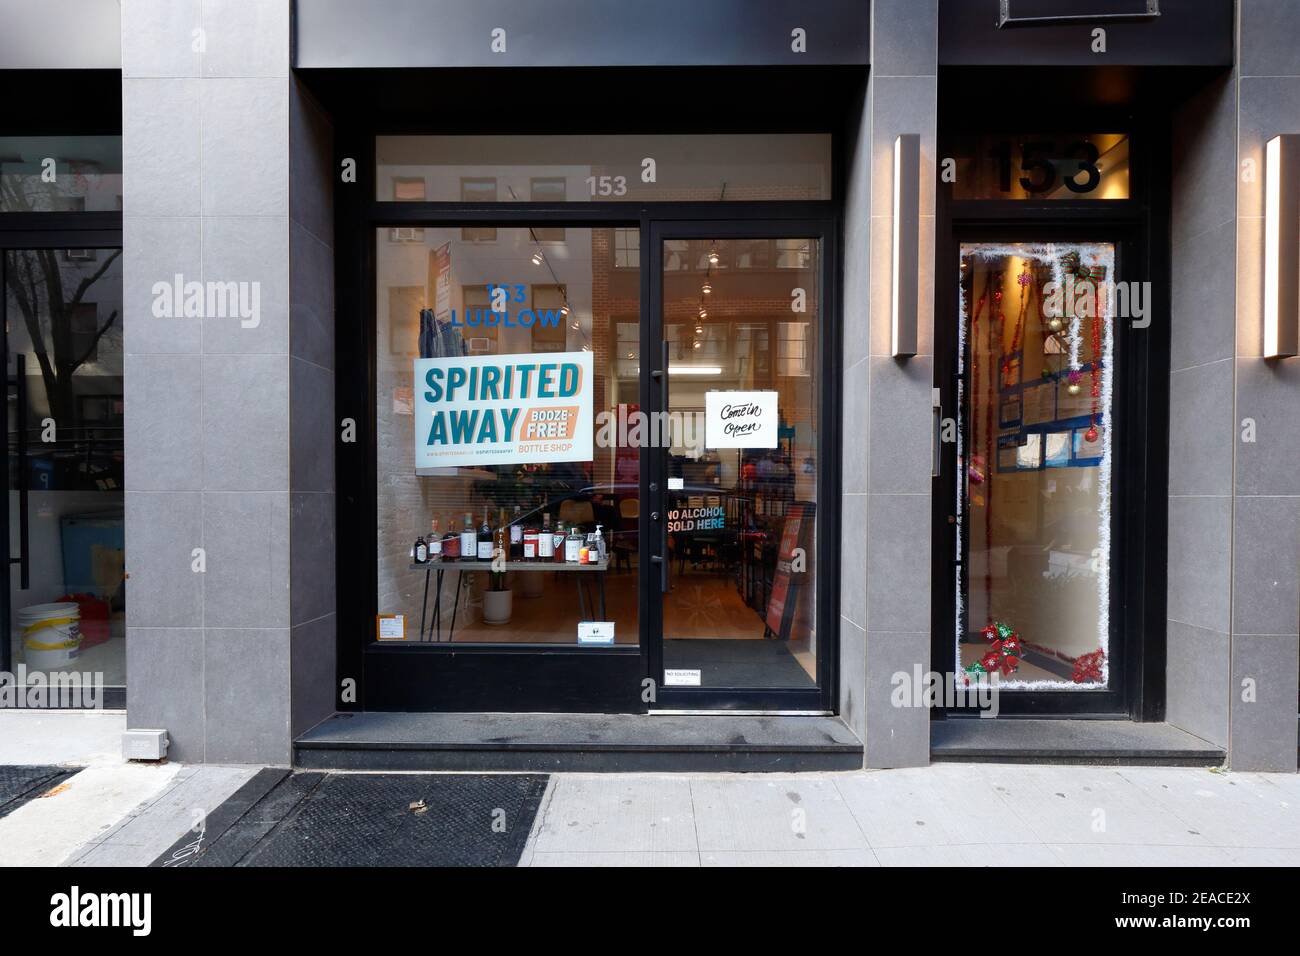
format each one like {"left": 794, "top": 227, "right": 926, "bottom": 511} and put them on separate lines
{"left": 565, "top": 524, "right": 583, "bottom": 563}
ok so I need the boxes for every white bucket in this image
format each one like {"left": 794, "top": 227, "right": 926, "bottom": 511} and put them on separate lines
{"left": 18, "top": 602, "right": 81, "bottom": 670}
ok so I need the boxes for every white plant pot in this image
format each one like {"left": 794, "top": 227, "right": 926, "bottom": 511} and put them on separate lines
{"left": 483, "top": 588, "right": 513, "bottom": 624}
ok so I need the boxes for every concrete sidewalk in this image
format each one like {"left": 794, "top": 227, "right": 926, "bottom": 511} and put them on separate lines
{"left": 520, "top": 765, "right": 1300, "bottom": 866}
{"left": 2, "top": 712, "right": 1299, "bottom": 867}
{"left": 0, "top": 711, "right": 258, "bottom": 867}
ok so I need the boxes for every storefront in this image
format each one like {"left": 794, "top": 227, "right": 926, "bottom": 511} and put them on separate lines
{"left": 4, "top": 0, "right": 1297, "bottom": 771}
{"left": 340, "top": 125, "right": 842, "bottom": 715}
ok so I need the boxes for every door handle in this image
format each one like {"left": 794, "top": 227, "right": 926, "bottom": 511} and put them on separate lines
{"left": 655, "top": 340, "right": 670, "bottom": 593}
{"left": 931, "top": 386, "right": 943, "bottom": 479}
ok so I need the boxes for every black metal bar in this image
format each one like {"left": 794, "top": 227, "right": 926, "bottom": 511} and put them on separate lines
{"left": 418, "top": 566, "right": 430, "bottom": 642}
{"left": 447, "top": 571, "right": 462, "bottom": 642}
{"left": 14, "top": 354, "right": 29, "bottom": 590}
{"left": 658, "top": 339, "right": 670, "bottom": 595}
{"left": 0, "top": 250, "right": 8, "bottom": 676}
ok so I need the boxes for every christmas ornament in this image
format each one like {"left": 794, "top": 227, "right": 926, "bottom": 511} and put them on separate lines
{"left": 1046, "top": 315, "right": 1064, "bottom": 333}
{"left": 1072, "top": 648, "right": 1105, "bottom": 684}
{"left": 962, "top": 620, "right": 1024, "bottom": 681}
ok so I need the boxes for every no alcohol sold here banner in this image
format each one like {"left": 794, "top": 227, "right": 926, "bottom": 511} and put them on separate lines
{"left": 414, "top": 350, "right": 594, "bottom": 471}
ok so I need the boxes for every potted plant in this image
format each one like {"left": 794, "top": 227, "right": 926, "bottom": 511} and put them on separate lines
{"left": 482, "top": 565, "right": 513, "bottom": 624}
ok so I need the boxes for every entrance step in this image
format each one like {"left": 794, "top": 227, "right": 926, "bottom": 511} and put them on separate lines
{"left": 931, "top": 719, "right": 1225, "bottom": 766}
{"left": 294, "top": 712, "right": 863, "bottom": 772}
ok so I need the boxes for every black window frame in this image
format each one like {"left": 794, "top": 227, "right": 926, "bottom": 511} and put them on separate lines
{"left": 335, "top": 126, "right": 843, "bottom": 715}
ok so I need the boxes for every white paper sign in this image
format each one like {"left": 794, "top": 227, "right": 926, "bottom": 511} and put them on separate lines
{"left": 415, "top": 350, "right": 594, "bottom": 471}
{"left": 577, "top": 621, "right": 615, "bottom": 645}
{"left": 376, "top": 614, "right": 406, "bottom": 641}
{"left": 705, "top": 391, "right": 778, "bottom": 449}
{"left": 664, "top": 668, "right": 702, "bottom": 686}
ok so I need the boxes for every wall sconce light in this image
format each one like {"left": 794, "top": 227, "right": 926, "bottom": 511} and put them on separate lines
{"left": 892, "top": 134, "right": 920, "bottom": 358}
{"left": 1264, "top": 134, "right": 1299, "bottom": 358}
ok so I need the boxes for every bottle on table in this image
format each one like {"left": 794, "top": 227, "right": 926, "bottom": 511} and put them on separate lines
{"left": 538, "top": 513, "right": 554, "bottom": 560}
{"left": 413, "top": 534, "right": 428, "bottom": 565}
{"left": 565, "top": 524, "right": 583, "bottom": 564}
{"left": 552, "top": 519, "right": 567, "bottom": 563}
{"left": 428, "top": 516, "right": 442, "bottom": 561}
{"left": 460, "top": 512, "right": 476, "bottom": 561}
{"left": 440, "top": 514, "right": 460, "bottom": 559}
{"left": 477, "top": 507, "right": 494, "bottom": 561}
{"left": 510, "top": 504, "right": 523, "bottom": 559}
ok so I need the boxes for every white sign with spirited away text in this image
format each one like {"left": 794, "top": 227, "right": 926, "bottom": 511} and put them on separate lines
{"left": 415, "top": 350, "right": 594, "bottom": 471}
{"left": 705, "top": 390, "right": 778, "bottom": 449}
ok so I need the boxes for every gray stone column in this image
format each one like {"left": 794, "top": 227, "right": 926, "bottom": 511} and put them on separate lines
{"left": 1227, "top": 0, "right": 1300, "bottom": 770}
{"left": 122, "top": 0, "right": 333, "bottom": 765}
{"left": 841, "top": 0, "right": 938, "bottom": 768}
{"left": 1168, "top": 0, "right": 1299, "bottom": 771}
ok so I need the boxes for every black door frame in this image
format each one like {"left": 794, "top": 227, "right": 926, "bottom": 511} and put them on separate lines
{"left": 645, "top": 217, "right": 838, "bottom": 713}
{"left": 930, "top": 90, "right": 1172, "bottom": 721}
{"left": 340, "top": 160, "right": 841, "bottom": 712}
{"left": 931, "top": 202, "right": 1169, "bottom": 719}
{"left": 0, "top": 212, "right": 124, "bottom": 708}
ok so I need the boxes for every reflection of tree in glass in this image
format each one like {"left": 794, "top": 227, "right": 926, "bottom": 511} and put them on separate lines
{"left": 6, "top": 246, "right": 121, "bottom": 425}
{"left": 1, "top": 171, "right": 121, "bottom": 427}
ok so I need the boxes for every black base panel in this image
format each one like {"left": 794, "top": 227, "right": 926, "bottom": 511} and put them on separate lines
{"left": 294, "top": 712, "right": 864, "bottom": 772}
{"left": 163, "top": 772, "right": 549, "bottom": 868}
{"left": 0, "top": 766, "right": 76, "bottom": 819}
{"left": 295, "top": 747, "right": 863, "bottom": 773}
{"left": 366, "top": 647, "right": 645, "bottom": 712}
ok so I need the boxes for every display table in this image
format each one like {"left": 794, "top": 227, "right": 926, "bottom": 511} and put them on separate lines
{"left": 408, "top": 558, "right": 609, "bottom": 642}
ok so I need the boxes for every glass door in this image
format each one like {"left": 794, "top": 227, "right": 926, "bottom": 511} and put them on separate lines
{"left": 949, "top": 240, "right": 1121, "bottom": 705}
{"left": 646, "top": 222, "right": 831, "bottom": 711}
